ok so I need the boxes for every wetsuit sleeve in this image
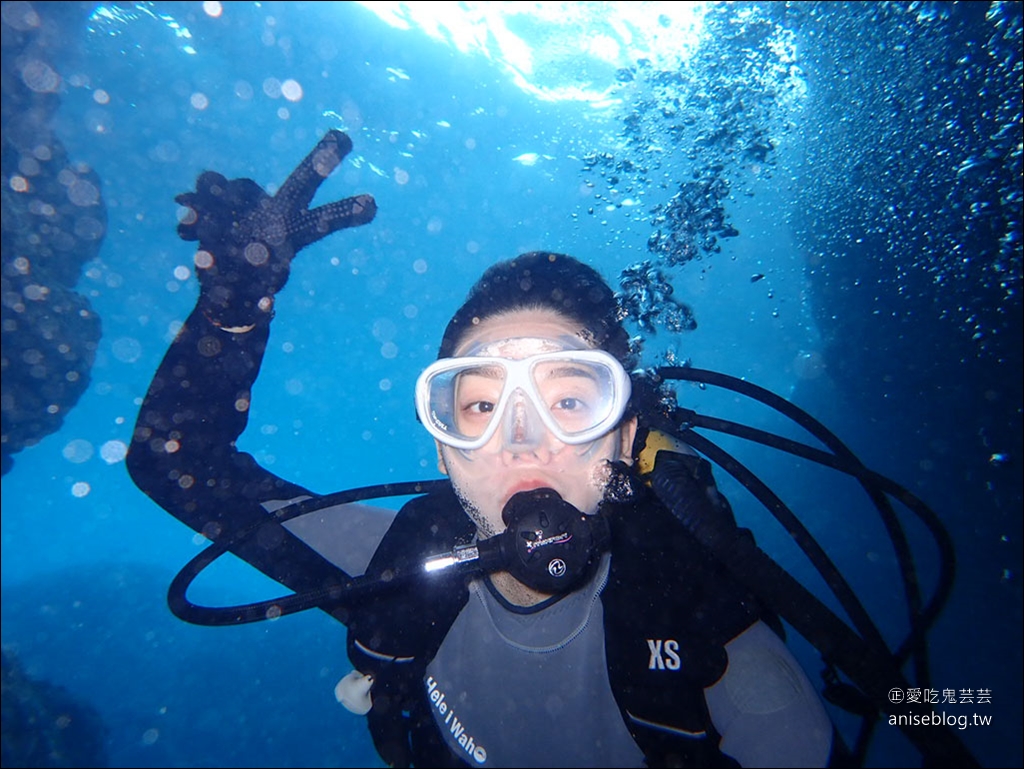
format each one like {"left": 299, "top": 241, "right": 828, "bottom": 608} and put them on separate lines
{"left": 704, "top": 621, "right": 833, "bottom": 767}
{"left": 127, "top": 132, "right": 377, "bottom": 614}
{"left": 126, "top": 305, "right": 359, "bottom": 608}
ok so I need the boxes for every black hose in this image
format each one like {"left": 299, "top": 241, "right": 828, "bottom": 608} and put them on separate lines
{"left": 166, "top": 480, "right": 450, "bottom": 625}
{"left": 646, "top": 366, "right": 964, "bottom": 765}
{"left": 653, "top": 367, "right": 944, "bottom": 681}
{"left": 649, "top": 448, "right": 976, "bottom": 768}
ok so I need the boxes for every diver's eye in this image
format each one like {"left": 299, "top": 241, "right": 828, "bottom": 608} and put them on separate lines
{"left": 553, "top": 397, "right": 583, "bottom": 411}
{"left": 466, "top": 401, "right": 496, "bottom": 414}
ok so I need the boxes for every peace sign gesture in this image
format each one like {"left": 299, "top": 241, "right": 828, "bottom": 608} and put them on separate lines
{"left": 175, "top": 130, "right": 376, "bottom": 327}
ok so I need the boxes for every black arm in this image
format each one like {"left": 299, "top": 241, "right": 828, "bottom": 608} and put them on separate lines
{"left": 127, "top": 131, "right": 376, "bottom": 617}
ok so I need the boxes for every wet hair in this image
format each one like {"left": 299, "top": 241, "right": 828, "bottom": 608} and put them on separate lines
{"left": 438, "top": 252, "right": 635, "bottom": 369}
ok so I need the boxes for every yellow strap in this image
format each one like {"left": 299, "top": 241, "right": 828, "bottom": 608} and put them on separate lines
{"left": 636, "top": 429, "right": 692, "bottom": 477}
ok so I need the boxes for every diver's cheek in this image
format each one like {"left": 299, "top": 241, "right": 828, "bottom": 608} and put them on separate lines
{"left": 442, "top": 445, "right": 509, "bottom": 498}
{"left": 440, "top": 448, "right": 507, "bottom": 534}
{"left": 548, "top": 445, "right": 617, "bottom": 514}
{"left": 568, "top": 428, "right": 618, "bottom": 461}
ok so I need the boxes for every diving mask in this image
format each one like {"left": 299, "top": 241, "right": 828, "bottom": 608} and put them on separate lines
{"left": 415, "top": 346, "right": 631, "bottom": 451}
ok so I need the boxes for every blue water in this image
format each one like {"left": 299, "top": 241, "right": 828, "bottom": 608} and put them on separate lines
{"left": 2, "top": 2, "right": 1020, "bottom": 767}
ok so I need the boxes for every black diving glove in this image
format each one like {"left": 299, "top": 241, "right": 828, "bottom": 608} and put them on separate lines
{"left": 175, "top": 129, "right": 376, "bottom": 329}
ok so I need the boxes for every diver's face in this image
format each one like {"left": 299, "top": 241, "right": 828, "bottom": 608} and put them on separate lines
{"left": 434, "top": 308, "right": 637, "bottom": 538}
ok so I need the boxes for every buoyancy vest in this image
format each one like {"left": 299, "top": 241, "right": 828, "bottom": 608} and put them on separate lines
{"left": 346, "top": 458, "right": 766, "bottom": 768}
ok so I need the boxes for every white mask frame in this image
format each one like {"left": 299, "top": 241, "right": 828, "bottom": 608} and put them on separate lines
{"left": 415, "top": 349, "right": 631, "bottom": 451}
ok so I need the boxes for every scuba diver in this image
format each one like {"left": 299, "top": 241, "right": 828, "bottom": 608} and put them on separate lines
{"left": 127, "top": 131, "right": 980, "bottom": 768}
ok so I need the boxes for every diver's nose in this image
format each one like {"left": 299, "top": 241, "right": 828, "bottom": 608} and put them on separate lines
{"left": 500, "top": 390, "right": 549, "bottom": 461}
{"left": 508, "top": 399, "right": 534, "bottom": 444}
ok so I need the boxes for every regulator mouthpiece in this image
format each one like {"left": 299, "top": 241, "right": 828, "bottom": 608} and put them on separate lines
{"left": 422, "top": 488, "right": 609, "bottom": 594}
{"left": 495, "top": 487, "right": 609, "bottom": 594}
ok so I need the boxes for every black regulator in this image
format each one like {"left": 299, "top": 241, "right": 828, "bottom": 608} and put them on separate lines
{"left": 424, "top": 488, "right": 611, "bottom": 594}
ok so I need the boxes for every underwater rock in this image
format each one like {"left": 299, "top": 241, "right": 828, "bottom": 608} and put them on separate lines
{"left": 1, "top": 3, "right": 105, "bottom": 475}
{"left": 1, "top": 648, "right": 109, "bottom": 768}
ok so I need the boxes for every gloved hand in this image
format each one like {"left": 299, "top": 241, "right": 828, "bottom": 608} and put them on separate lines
{"left": 175, "top": 129, "right": 376, "bottom": 329}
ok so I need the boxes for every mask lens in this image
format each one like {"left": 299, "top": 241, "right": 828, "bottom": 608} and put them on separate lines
{"left": 531, "top": 358, "right": 618, "bottom": 437}
{"left": 426, "top": 363, "right": 507, "bottom": 441}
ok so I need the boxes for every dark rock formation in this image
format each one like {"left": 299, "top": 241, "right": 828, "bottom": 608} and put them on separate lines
{"left": 2, "top": 2, "right": 105, "bottom": 475}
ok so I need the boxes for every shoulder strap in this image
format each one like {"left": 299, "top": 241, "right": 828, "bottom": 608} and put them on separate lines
{"left": 601, "top": 473, "right": 763, "bottom": 767}
{"left": 345, "top": 484, "right": 474, "bottom": 768}
{"left": 347, "top": 484, "right": 473, "bottom": 661}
